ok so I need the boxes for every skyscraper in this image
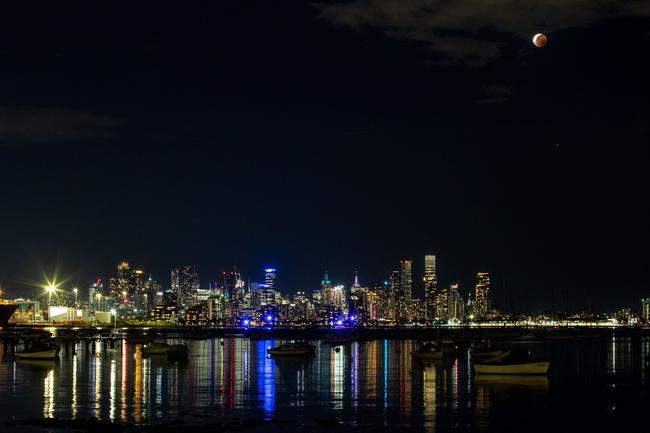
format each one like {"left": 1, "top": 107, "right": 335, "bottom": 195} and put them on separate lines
{"left": 171, "top": 266, "right": 199, "bottom": 311}
{"left": 423, "top": 254, "right": 437, "bottom": 322}
{"left": 320, "top": 271, "right": 332, "bottom": 305}
{"left": 474, "top": 272, "right": 491, "bottom": 319}
{"left": 448, "top": 283, "right": 465, "bottom": 322}
{"left": 220, "top": 270, "right": 237, "bottom": 300}
{"left": 399, "top": 260, "right": 413, "bottom": 320}
{"left": 435, "top": 285, "right": 449, "bottom": 321}
{"left": 388, "top": 270, "right": 400, "bottom": 321}
{"left": 88, "top": 278, "right": 103, "bottom": 307}
{"left": 261, "top": 268, "right": 277, "bottom": 306}
{"left": 642, "top": 298, "right": 650, "bottom": 323}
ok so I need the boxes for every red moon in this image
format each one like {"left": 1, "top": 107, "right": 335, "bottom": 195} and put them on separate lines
{"left": 533, "top": 33, "right": 548, "bottom": 48}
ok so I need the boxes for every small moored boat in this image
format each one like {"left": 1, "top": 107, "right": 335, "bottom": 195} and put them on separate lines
{"left": 469, "top": 341, "right": 504, "bottom": 359}
{"left": 15, "top": 344, "right": 60, "bottom": 361}
{"left": 474, "top": 348, "right": 550, "bottom": 375}
{"left": 267, "top": 342, "right": 315, "bottom": 356}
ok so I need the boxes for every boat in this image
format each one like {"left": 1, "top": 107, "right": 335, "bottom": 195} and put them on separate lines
{"left": 474, "top": 348, "right": 550, "bottom": 375}
{"left": 0, "top": 302, "right": 18, "bottom": 328}
{"left": 165, "top": 344, "right": 189, "bottom": 358}
{"left": 470, "top": 341, "right": 504, "bottom": 359}
{"left": 474, "top": 374, "right": 550, "bottom": 389}
{"left": 15, "top": 344, "right": 60, "bottom": 361}
{"left": 141, "top": 342, "right": 170, "bottom": 355}
{"left": 267, "top": 342, "right": 315, "bottom": 356}
{"left": 411, "top": 342, "right": 443, "bottom": 360}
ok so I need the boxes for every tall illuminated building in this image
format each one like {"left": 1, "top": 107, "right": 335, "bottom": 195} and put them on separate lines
{"left": 321, "top": 271, "right": 332, "bottom": 305}
{"left": 435, "top": 285, "right": 448, "bottom": 321}
{"left": 220, "top": 270, "right": 237, "bottom": 300}
{"left": 399, "top": 260, "right": 413, "bottom": 321}
{"left": 171, "top": 265, "right": 200, "bottom": 311}
{"left": 423, "top": 255, "right": 437, "bottom": 322}
{"left": 448, "top": 283, "right": 464, "bottom": 322}
{"left": 388, "top": 270, "right": 400, "bottom": 321}
{"left": 642, "top": 298, "right": 650, "bottom": 323}
{"left": 261, "top": 268, "right": 277, "bottom": 306}
{"left": 88, "top": 279, "right": 103, "bottom": 307}
{"left": 474, "top": 272, "right": 491, "bottom": 319}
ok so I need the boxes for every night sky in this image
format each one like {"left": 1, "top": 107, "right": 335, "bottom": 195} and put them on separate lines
{"left": 1, "top": 1, "right": 649, "bottom": 312}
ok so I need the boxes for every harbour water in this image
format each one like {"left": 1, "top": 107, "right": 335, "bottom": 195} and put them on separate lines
{"left": 1, "top": 336, "right": 649, "bottom": 432}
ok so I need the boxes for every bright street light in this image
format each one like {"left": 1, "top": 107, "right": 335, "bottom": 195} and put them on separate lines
{"left": 45, "top": 284, "right": 57, "bottom": 307}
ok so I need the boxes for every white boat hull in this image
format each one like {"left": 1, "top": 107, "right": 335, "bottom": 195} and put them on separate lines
{"left": 15, "top": 350, "right": 58, "bottom": 360}
{"left": 474, "top": 362, "right": 550, "bottom": 375}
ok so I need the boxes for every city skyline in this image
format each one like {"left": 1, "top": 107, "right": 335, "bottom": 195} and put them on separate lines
{"left": 1, "top": 2, "right": 649, "bottom": 313}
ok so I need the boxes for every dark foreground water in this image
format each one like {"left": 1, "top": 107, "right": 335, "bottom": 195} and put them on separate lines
{"left": 1, "top": 336, "right": 649, "bottom": 432}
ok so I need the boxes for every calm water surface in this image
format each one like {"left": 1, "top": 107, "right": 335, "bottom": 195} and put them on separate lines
{"left": 1, "top": 336, "right": 649, "bottom": 432}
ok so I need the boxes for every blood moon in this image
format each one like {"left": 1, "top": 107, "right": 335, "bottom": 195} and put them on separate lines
{"left": 533, "top": 33, "right": 548, "bottom": 48}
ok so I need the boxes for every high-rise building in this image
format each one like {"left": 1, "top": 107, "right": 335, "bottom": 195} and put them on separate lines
{"left": 642, "top": 298, "right": 650, "bottom": 323}
{"left": 474, "top": 272, "right": 491, "bottom": 319}
{"left": 261, "top": 268, "right": 277, "bottom": 306}
{"left": 88, "top": 279, "right": 103, "bottom": 307}
{"left": 399, "top": 260, "right": 413, "bottom": 321}
{"left": 171, "top": 266, "right": 199, "bottom": 311}
{"left": 142, "top": 275, "right": 161, "bottom": 313}
{"left": 400, "top": 260, "right": 413, "bottom": 301}
{"left": 435, "top": 285, "right": 449, "bottom": 321}
{"left": 388, "top": 270, "right": 400, "bottom": 321}
{"left": 219, "top": 271, "right": 237, "bottom": 300}
{"left": 330, "top": 285, "right": 345, "bottom": 310}
{"left": 423, "top": 255, "right": 437, "bottom": 322}
{"left": 448, "top": 283, "right": 465, "bottom": 322}
{"left": 321, "top": 271, "right": 332, "bottom": 305}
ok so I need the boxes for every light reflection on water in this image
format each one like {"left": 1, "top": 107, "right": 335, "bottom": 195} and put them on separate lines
{"left": 0, "top": 337, "right": 648, "bottom": 431}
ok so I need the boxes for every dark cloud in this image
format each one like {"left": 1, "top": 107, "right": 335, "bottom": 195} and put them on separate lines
{"left": 0, "top": 107, "right": 120, "bottom": 146}
{"left": 314, "top": 0, "right": 650, "bottom": 64}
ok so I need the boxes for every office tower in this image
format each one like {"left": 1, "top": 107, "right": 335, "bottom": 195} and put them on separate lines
{"left": 133, "top": 268, "right": 145, "bottom": 311}
{"left": 143, "top": 275, "right": 161, "bottom": 312}
{"left": 474, "top": 272, "right": 491, "bottom": 318}
{"left": 109, "top": 261, "right": 132, "bottom": 299}
{"left": 349, "top": 272, "right": 363, "bottom": 317}
{"left": 398, "top": 260, "right": 413, "bottom": 321}
{"left": 219, "top": 270, "right": 237, "bottom": 300}
{"left": 264, "top": 268, "right": 276, "bottom": 290}
{"left": 320, "top": 271, "right": 332, "bottom": 305}
{"left": 171, "top": 265, "right": 200, "bottom": 310}
{"left": 423, "top": 254, "right": 437, "bottom": 322}
{"left": 435, "top": 285, "right": 449, "bottom": 321}
{"left": 448, "top": 283, "right": 465, "bottom": 322}
{"left": 400, "top": 260, "right": 413, "bottom": 301}
{"left": 88, "top": 278, "right": 103, "bottom": 307}
{"left": 261, "top": 268, "right": 277, "bottom": 306}
{"left": 233, "top": 267, "right": 245, "bottom": 303}
{"left": 330, "top": 285, "right": 345, "bottom": 310}
{"left": 642, "top": 298, "right": 650, "bottom": 323}
{"left": 388, "top": 270, "right": 400, "bottom": 321}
